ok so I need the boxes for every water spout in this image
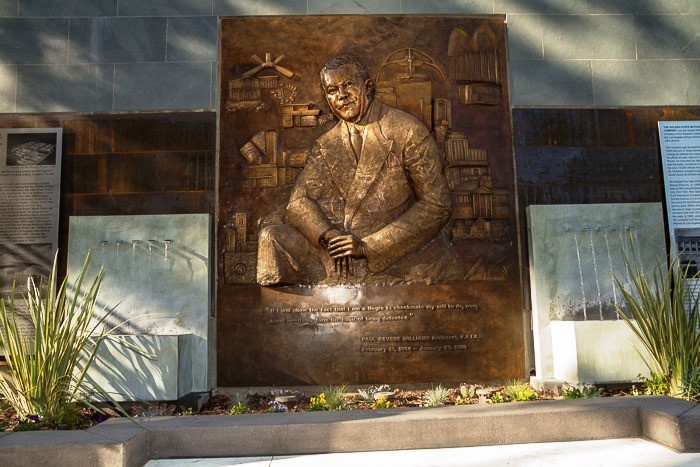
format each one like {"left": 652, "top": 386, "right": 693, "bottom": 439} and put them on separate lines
{"left": 603, "top": 229, "right": 619, "bottom": 314}
{"left": 588, "top": 228, "right": 603, "bottom": 320}
{"left": 99, "top": 240, "right": 108, "bottom": 268}
{"left": 572, "top": 229, "right": 588, "bottom": 320}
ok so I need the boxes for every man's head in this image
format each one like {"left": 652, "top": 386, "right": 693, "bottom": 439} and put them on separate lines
{"left": 320, "top": 55, "right": 374, "bottom": 123}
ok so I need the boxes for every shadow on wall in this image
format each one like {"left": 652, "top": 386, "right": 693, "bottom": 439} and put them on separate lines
{"left": 0, "top": 0, "right": 697, "bottom": 111}
{"left": 82, "top": 334, "right": 185, "bottom": 402}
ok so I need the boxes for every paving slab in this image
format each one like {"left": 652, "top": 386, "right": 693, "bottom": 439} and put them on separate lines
{"left": 145, "top": 439, "right": 700, "bottom": 467}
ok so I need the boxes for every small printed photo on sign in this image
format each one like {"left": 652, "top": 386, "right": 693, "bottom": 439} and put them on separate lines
{"left": 675, "top": 228, "right": 700, "bottom": 275}
{"left": 0, "top": 243, "right": 52, "bottom": 288}
{"left": 5, "top": 132, "right": 58, "bottom": 166}
{"left": 0, "top": 243, "right": 52, "bottom": 314}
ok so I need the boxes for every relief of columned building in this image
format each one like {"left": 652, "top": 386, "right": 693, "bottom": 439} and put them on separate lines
{"left": 445, "top": 132, "right": 510, "bottom": 241}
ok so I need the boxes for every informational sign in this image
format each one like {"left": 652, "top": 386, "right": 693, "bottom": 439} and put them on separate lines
{"left": 0, "top": 128, "right": 62, "bottom": 340}
{"left": 658, "top": 121, "right": 700, "bottom": 272}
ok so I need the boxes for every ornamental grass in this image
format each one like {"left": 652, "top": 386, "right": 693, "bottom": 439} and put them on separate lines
{"left": 615, "top": 247, "right": 700, "bottom": 398}
{"left": 0, "top": 251, "right": 119, "bottom": 424}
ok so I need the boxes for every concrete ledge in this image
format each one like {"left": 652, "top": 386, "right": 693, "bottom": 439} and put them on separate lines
{"left": 0, "top": 429, "right": 147, "bottom": 467}
{"left": 0, "top": 396, "right": 697, "bottom": 466}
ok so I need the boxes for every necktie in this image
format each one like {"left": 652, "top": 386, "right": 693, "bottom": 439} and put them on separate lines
{"left": 350, "top": 125, "right": 363, "bottom": 161}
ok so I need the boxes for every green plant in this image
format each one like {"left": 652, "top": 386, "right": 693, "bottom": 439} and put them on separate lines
{"left": 179, "top": 407, "right": 195, "bottom": 416}
{"left": 322, "top": 384, "right": 348, "bottom": 410}
{"left": 459, "top": 384, "right": 475, "bottom": 399}
{"left": 371, "top": 397, "right": 393, "bottom": 409}
{"left": 455, "top": 384, "right": 475, "bottom": 405}
{"left": 424, "top": 384, "right": 449, "bottom": 407}
{"left": 267, "top": 401, "right": 287, "bottom": 413}
{"left": 639, "top": 373, "right": 670, "bottom": 396}
{"left": 308, "top": 393, "right": 326, "bottom": 411}
{"left": 228, "top": 401, "right": 252, "bottom": 415}
{"left": 489, "top": 391, "right": 506, "bottom": 403}
{"left": 679, "top": 366, "right": 700, "bottom": 401}
{"left": 12, "top": 414, "right": 43, "bottom": 431}
{"left": 0, "top": 251, "right": 118, "bottom": 424}
{"left": 614, "top": 247, "right": 700, "bottom": 397}
{"left": 228, "top": 392, "right": 252, "bottom": 415}
{"left": 562, "top": 384, "right": 600, "bottom": 399}
{"left": 503, "top": 380, "right": 538, "bottom": 402}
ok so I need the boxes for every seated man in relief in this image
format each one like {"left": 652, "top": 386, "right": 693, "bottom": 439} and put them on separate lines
{"left": 257, "top": 55, "right": 462, "bottom": 286}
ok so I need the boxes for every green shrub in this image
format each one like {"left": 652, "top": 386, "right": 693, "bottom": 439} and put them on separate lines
{"left": 615, "top": 247, "right": 700, "bottom": 398}
{"left": 228, "top": 401, "right": 251, "bottom": 415}
{"left": 424, "top": 384, "right": 449, "bottom": 407}
{"left": 322, "top": 385, "right": 348, "bottom": 411}
{"left": 679, "top": 366, "right": 700, "bottom": 401}
{"left": 562, "top": 384, "right": 600, "bottom": 399}
{"left": 503, "top": 380, "right": 538, "bottom": 402}
{"left": 0, "top": 251, "right": 134, "bottom": 426}
{"left": 639, "top": 373, "right": 670, "bottom": 395}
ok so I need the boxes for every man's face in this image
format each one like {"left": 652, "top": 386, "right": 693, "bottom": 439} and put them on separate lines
{"left": 321, "top": 64, "right": 371, "bottom": 122}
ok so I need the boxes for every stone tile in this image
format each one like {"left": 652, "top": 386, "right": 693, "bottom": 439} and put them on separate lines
{"left": 510, "top": 59, "right": 594, "bottom": 106}
{"left": 592, "top": 60, "right": 688, "bottom": 106}
{"left": 213, "top": 0, "right": 307, "bottom": 16}
{"left": 114, "top": 61, "right": 211, "bottom": 110}
{"left": 401, "top": 0, "right": 493, "bottom": 14}
{"left": 507, "top": 14, "right": 543, "bottom": 60}
{"left": 586, "top": 0, "right": 700, "bottom": 14}
{"left": 0, "top": 1, "right": 18, "bottom": 16}
{"left": 636, "top": 15, "right": 700, "bottom": 59}
{"left": 167, "top": 17, "right": 217, "bottom": 61}
{"left": 0, "top": 18, "right": 68, "bottom": 64}
{"left": 495, "top": 0, "right": 586, "bottom": 14}
{"left": 0, "top": 64, "right": 16, "bottom": 112}
{"left": 118, "top": 0, "right": 212, "bottom": 16}
{"left": 685, "top": 61, "right": 700, "bottom": 105}
{"left": 16, "top": 64, "right": 114, "bottom": 112}
{"left": 69, "top": 17, "right": 167, "bottom": 63}
{"left": 308, "top": 0, "right": 401, "bottom": 14}
{"left": 542, "top": 15, "right": 636, "bottom": 59}
{"left": 18, "top": 0, "right": 116, "bottom": 17}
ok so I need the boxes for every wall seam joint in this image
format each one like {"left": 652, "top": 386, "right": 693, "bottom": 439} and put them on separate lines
{"left": 112, "top": 64, "right": 116, "bottom": 111}
{"left": 13, "top": 64, "right": 18, "bottom": 112}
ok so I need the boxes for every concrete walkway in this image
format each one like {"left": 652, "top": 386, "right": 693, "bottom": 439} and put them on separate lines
{"left": 1, "top": 396, "right": 698, "bottom": 466}
{"left": 145, "top": 439, "right": 700, "bottom": 467}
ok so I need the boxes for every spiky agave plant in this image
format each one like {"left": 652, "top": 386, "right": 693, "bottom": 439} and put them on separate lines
{"left": 424, "top": 384, "right": 449, "bottom": 407}
{"left": 615, "top": 247, "right": 700, "bottom": 398}
{"left": 0, "top": 251, "right": 114, "bottom": 423}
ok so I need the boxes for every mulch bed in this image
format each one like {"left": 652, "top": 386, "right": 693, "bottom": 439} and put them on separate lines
{"left": 0, "top": 383, "right": 639, "bottom": 432}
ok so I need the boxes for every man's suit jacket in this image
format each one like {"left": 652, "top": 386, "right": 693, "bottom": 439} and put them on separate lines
{"left": 287, "top": 98, "right": 455, "bottom": 275}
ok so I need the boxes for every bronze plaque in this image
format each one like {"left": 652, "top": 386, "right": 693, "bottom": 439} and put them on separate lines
{"left": 217, "top": 15, "right": 523, "bottom": 385}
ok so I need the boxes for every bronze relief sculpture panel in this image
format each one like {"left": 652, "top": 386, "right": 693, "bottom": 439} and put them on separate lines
{"left": 218, "top": 15, "right": 524, "bottom": 385}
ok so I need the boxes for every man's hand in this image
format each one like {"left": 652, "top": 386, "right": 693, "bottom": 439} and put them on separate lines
{"left": 319, "top": 228, "right": 342, "bottom": 248}
{"left": 328, "top": 233, "right": 367, "bottom": 259}
{"left": 327, "top": 233, "right": 367, "bottom": 278}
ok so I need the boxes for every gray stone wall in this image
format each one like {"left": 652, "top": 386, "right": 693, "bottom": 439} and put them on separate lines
{"left": 0, "top": 0, "right": 698, "bottom": 112}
